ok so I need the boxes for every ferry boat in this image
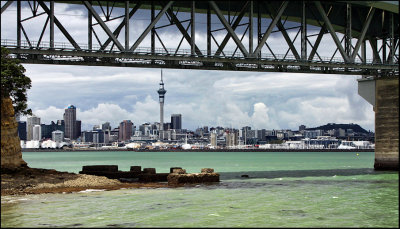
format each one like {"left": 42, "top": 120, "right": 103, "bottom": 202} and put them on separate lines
{"left": 338, "top": 140, "right": 374, "bottom": 149}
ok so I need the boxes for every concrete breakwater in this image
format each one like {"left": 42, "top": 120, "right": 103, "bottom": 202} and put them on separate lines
{"left": 79, "top": 165, "right": 220, "bottom": 185}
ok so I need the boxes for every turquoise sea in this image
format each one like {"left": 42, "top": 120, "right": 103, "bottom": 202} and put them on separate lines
{"left": 1, "top": 151, "right": 398, "bottom": 228}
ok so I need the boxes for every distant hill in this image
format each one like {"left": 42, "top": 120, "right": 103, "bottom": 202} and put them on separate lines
{"left": 305, "top": 123, "right": 369, "bottom": 133}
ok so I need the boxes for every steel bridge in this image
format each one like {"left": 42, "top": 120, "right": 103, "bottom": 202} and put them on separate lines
{"left": 1, "top": 1, "right": 399, "bottom": 75}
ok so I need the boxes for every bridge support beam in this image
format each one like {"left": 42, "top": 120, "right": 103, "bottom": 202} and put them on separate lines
{"left": 359, "top": 77, "right": 399, "bottom": 170}
{"left": 374, "top": 77, "right": 399, "bottom": 170}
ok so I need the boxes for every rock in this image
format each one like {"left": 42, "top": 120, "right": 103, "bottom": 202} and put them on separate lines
{"left": 201, "top": 168, "right": 214, "bottom": 173}
{"left": 172, "top": 168, "right": 186, "bottom": 174}
{"left": 170, "top": 167, "right": 182, "bottom": 173}
{"left": 1, "top": 97, "right": 27, "bottom": 169}
{"left": 167, "top": 172, "right": 220, "bottom": 185}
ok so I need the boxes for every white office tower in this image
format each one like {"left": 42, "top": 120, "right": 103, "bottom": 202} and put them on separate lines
{"left": 27, "top": 115, "right": 41, "bottom": 141}
{"left": 32, "top": 124, "right": 41, "bottom": 141}
{"left": 52, "top": 130, "right": 64, "bottom": 142}
{"left": 157, "top": 69, "right": 167, "bottom": 139}
{"left": 210, "top": 132, "right": 217, "bottom": 147}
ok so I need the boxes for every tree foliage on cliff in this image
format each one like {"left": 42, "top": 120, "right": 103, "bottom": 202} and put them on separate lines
{"left": 1, "top": 47, "right": 32, "bottom": 116}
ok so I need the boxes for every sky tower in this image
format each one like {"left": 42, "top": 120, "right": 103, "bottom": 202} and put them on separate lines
{"left": 157, "top": 69, "right": 167, "bottom": 135}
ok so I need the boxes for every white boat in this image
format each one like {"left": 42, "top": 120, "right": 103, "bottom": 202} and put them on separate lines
{"left": 338, "top": 141, "right": 357, "bottom": 149}
{"left": 338, "top": 140, "right": 374, "bottom": 149}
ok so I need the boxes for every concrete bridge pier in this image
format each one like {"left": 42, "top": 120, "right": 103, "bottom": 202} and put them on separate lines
{"left": 358, "top": 76, "right": 399, "bottom": 170}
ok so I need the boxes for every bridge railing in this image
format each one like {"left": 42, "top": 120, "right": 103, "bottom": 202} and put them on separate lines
{"left": 0, "top": 39, "right": 382, "bottom": 66}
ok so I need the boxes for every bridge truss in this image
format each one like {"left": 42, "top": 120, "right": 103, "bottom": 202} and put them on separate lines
{"left": 1, "top": 1, "right": 399, "bottom": 76}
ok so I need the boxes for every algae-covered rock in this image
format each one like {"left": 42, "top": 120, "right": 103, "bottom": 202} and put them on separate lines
{"left": 201, "top": 168, "right": 214, "bottom": 173}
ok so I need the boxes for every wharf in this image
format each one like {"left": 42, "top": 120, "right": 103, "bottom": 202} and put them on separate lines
{"left": 22, "top": 148, "right": 375, "bottom": 152}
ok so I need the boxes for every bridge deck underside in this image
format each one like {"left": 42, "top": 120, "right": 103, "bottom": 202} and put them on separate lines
{"left": 2, "top": 46, "right": 397, "bottom": 75}
{"left": 1, "top": 1, "right": 399, "bottom": 75}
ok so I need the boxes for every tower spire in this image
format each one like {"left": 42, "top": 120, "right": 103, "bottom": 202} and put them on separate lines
{"left": 157, "top": 69, "right": 166, "bottom": 140}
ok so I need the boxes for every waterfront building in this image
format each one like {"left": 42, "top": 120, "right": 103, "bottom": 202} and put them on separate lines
{"left": 225, "top": 131, "right": 238, "bottom": 148}
{"left": 41, "top": 123, "right": 53, "bottom": 139}
{"left": 82, "top": 130, "right": 105, "bottom": 144}
{"left": 64, "top": 105, "right": 78, "bottom": 140}
{"left": 256, "top": 129, "right": 267, "bottom": 141}
{"left": 157, "top": 69, "right": 167, "bottom": 139}
{"left": 302, "top": 136, "right": 340, "bottom": 149}
{"left": 52, "top": 130, "right": 64, "bottom": 142}
{"left": 32, "top": 125, "right": 41, "bottom": 141}
{"left": 119, "top": 120, "right": 133, "bottom": 142}
{"left": 164, "top": 130, "right": 172, "bottom": 141}
{"left": 139, "top": 123, "right": 151, "bottom": 136}
{"left": 101, "top": 122, "right": 111, "bottom": 131}
{"left": 39, "top": 121, "right": 65, "bottom": 139}
{"left": 75, "top": 120, "right": 81, "bottom": 139}
{"left": 304, "top": 130, "right": 323, "bottom": 139}
{"left": 171, "top": 114, "right": 182, "bottom": 130}
{"left": 27, "top": 115, "right": 41, "bottom": 141}
{"left": 109, "top": 129, "right": 119, "bottom": 142}
{"left": 56, "top": 120, "right": 65, "bottom": 133}
{"left": 240, "top": 126, "right": 252, "bottom": 144}
{"left": 337, "top": 128, "right": 346, "bottom": 138}
{"left": 195, "top": 127, "right": 204, "bottom": 137}
{"left": 18, "top": 121, "right": 27, "bottom": 140}
{"left": 163, "top": 122, "right": 171, "bottom": 131}
{"left": 210, "top": 132, "right": 217, "bottom": 147}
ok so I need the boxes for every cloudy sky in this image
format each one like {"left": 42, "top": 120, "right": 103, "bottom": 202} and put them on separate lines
{"left": 1, "top": 2, "right": 375, "bottom": 132}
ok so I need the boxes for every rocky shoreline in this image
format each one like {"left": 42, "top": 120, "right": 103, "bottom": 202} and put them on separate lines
{"left": 1, "top": 167, "right": 169, "bottom": 196}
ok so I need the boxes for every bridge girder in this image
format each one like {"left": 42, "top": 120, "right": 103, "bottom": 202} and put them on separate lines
{"left": 1, "top": 0, "right": 399, "bottom": 75}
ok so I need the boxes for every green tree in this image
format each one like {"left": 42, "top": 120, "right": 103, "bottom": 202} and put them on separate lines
{"left": 1, "top": 47, "right": 32, "bottom": 116}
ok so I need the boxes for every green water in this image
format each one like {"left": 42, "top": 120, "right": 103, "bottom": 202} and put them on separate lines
{"left": 1, "top": 151, "right": 398, "bottom": 228}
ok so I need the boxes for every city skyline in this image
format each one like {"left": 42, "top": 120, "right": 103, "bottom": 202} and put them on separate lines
{"left": 16, "top": 66, "right": 375, "bottom": 133}
{"left": 2, "top": 2, "right": 375, "bottom": 132}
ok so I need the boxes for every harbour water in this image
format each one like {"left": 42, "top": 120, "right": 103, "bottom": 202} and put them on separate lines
{"left": 1, "top": 151, "right": 398, "bottom": 228}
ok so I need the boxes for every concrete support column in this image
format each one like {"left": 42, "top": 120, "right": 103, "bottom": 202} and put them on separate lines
{"left": 374, "top": 77, "right": 399, "bottom": 170}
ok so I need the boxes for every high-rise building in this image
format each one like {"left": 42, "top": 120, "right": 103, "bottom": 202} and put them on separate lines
{"left": 39, "top": 121, "right": 65, "bottom": 139}
{"left": 157, "top": 70, "right": 167, "bottom": 138}
{"left": 171, "top": 114, "right": 182, "bottom": 130}
{"left": 32, "top": 125, "right": 41, "bottom": 141}
{"left": 64, "top": 105, "right": 77, "bottom": 140}
{"left": 82, "top": 130, "right": 105, "bottom": 143}
{"left": 41, "top": 123, "right": 54, "bottom": 139}
{"left": 75, "top": 120, "right": 81, "bottom": 139}
{"left": 27, "top": 115, "right": 40, "bottom": 141}
{"left": 18, "top": 121, "right": 27, "bottom": 140}
{"left": 101, "top": 122, "right": 111, "bottom": 131}
{"left": 210, "top": 132, "right": 217, "bottom": 147}
{"left": 119, "top": 120, "right": 133, "bottom": 141}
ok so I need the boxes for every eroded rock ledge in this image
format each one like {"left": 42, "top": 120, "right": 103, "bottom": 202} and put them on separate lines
{"left": 1, "top": 97, "right": 27, "bottom": 169}
{"left": 167, "top": 168, "right": 220, "bottom": 185}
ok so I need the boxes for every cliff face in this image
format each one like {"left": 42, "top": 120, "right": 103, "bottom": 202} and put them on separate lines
{"left": 1, "top": 97, "right": 27, "bottom": 169}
